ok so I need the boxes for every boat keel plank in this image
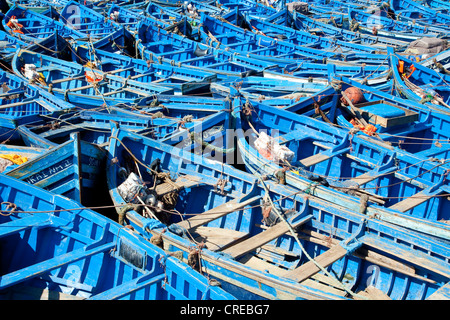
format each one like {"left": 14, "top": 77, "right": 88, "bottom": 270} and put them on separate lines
{"left": 177, "top": 195, "right": 261, "bottom": 231}
{"left": 221, "top": 214, "right": 313, "bottom": 259}
{"left": 282, "top": 244, "right": 348, "bottom": 283}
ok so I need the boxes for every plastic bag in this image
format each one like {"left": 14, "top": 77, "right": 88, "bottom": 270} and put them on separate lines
{"left": 117, "top": 172, "right": 147, "bottom": 203}
{"left": 254, "top": 131, "right": 294, "bottom": 163}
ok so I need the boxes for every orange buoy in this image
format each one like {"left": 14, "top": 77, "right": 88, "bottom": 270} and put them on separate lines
{"left": 341, "top": 86, "right": 365, "bottom": 105}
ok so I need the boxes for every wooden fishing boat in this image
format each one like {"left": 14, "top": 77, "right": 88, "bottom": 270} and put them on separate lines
{"left": 11, "top": 50, "right": 174, "bottom": 109}
{"left": 0, "top": 69, "right": 75, "bottom": 143}
{"left": 231, "top": 95, "right": 450, "bottom": 240}
{"left": 16, "top": 100, "right": 228, "bottom": 150}
{"left": 197, "top": 13, "right": 390, "bottom": 66}
{"left": 0, "top": 31, "right": 73, "bottom": 64}
{"left": 197, "top": 13, "right": 343, "bottom": 62}
{"left": 60, "top": 1, "right": 118, "bottom": 39}
{"left": 210, "top": 76, "right": 328, "bottom": 101}
{"left": 5, "top": 0, "right": 68, "bottom": 13}
{"left": 0, "top": 174, "right": 236, "bottom": 300}
{"left": 16, "top": 109, "right": 155, "bottom": 149}
{"left": 280, "top": 68, "right": 450, "bottom": 158}
{"left": 72, "top": 44, "right": 218, "bottom": 95}
{"left": 288, "top": 10, "right": 409, "bottom": 49}
{"left": 108, "top": 2, "right": 188, "bottom": 33}
{"left": 228, "top": 9, "right": 386, "bottom": 55}
{"left": 106, "top": 125, "right": 450, "bottom": 300}
{"left": 389, "top": 0, "right": 450, "bottom": 25}
{"left": 5, "top": 132, "right": 107, "bottom": 206}
{"left": 135, "top": 19, "right": 285, "bottom": 79}
{"left": 425, "top": 0, "right": 450, "bottom": 14}
{"left": 388, "top": 46, "right": 450, "bottom": 110}
{"left": 0, "top": 30, "right": 30, "bottom": 63}
{"left": 145, "top": 1, "right": 191, "bottom": 24}
{"left": 86, "top": 26, "right": 137, "bottom": 58}
{"left": 105, "top": 94, "right": 236, "bottom": 163}
{"left": 348, "top": 7, "right": 447, "bottom": 40}
{"left": 3, "top": 4, "right": 85, "bottom": 42}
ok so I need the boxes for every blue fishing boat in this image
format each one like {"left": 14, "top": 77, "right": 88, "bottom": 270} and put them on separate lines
{"left": 280, "top": 68, "right": 450, "bottom": 158}
{"left": 388, "top": 47, "right": 450, "bottom": 110}
{"left": 288, "top": 10, "right": 409, "bottom": 49}
{"left": 135, "top": 19, "right": 285, "bottom": 79}
{"left": 231, "top": 95, "right": 450, "bottom": 240}
{"left": 60, "top": 1, "right": 118, "bottom": 39}
{"left": 0, "top": 174, "right": 236, "bottom": 300}
{"left": 72, "top": 44, "right": 218, "bottom": 95}
{"left": 5, "top": 0, "right": 67, "bottom": 13}
{"left": 389, "top": 0, "right": 450, "bottom": 26}
{"left": 5, "top": 132, "right": 107, "bottom": 206}
{"left": 425, "top": 0, "right": 450, "bottom": 14}
{"left": 0, "top": 31, "right": 73, "bottom": 64}
{"left": 107, "top": 2, "right": 174, "bottom": 31}
{"left": 144, "top": 1, "right": 191, "bottom": 24}
{"left": 0, "top": 69, "right": 75, "bottom": 143}
{"left": 11, "top": 50, "right": 174, "bottom": 109}
{"left": 197, "top": 13, "right": 390, "bottom": 66}
{"left": 3, "top": 4, "right": 85, "bottom": 42}
{"left": 227, "top": 9, "right": 386, "bottom": 54}
{"left": 348, "top": 7, "right": 448, "bottom": 40}
{"left": 16, "top": 99, "right": 229, "bottom": 150}
{"left": 16, "top": 109, "right": 154, "bottom": 149}
{"left": 86, "top": 26, "right": 137, "bottom": 57}
{"left": 106, "top": 125, "right": 450, "bottom": 300}
{"left": 0, "top": 30, "right": 30, "bottom": 62}
{"left": 210, "top": 76, "right": 328, "bottom": 101}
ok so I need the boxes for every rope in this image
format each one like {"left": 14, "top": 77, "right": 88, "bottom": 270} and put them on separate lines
{"left": 257, "top": 176, "right": 367, "bottom": 300}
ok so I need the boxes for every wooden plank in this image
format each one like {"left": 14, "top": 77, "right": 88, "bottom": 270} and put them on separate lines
{"left": 298, "top": 230, "right": 436, "bottom": 284}
{"left": 363, "top": 234, "right": 450, "bottom": 278}
{"left": 355, "top": 286, "right": 392, "bottom": 300}
{"left": 299, "top": 147, "right": 350, "bottom": 167}
{"left": 388, "top": 190, "right": 437, "bottom": 213}
{"left": 240, "top": 253, "right": 347, "bottom": 297}
{"left": 177, "top": 195, "right": 261, "bottom": 231}
{"left": 221, "top": 214, "right": 312, "bottom": 259}
{"left": 192, "top": 226, "right": 249, "bottom": 251}
{"left": 283, "top": 244, "right": 348, "bottom": 283}
{"left": 300, "top": 153, "right": 332, "bottom": 167}
{"left": 426, "top": 281, "right": 450, "bottom": 300}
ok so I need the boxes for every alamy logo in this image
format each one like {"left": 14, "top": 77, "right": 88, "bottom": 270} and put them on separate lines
{"left": 64, "top": 5, "right": 81, "bottom": 30}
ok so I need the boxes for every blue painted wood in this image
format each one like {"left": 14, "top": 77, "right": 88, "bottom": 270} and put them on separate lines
{"left": 3, "top": 4, "right": 85, "bottom": 41}
{"left": 0, "top": 69, "right": 75, "bottom": 143}
{"left": 0, "top": 174, "right": 236, "bottom": 300}
{"left": 106, "top": 125, "right": 450, "bottom": 300}
{"left": 11, "top": 49, "right": 174, "bottom": 109}
{"left": 60, "top": 1, "right": 118, "bottom": 38}
{"left": 348, "top": 7, "right": 447, "bottom": 40}
{"left": 274, "top": 66, "right": 450, "bottom": 158}
{"left": 5, "top": 132, "right": 106, "bottom": 205}
{"left": 72, "top": 43, "right": 218, "bottom": 94}
{"left": 390, "top": 0, "right": 450, "bottom": 25}
{"left": 388, "top": 47, "right": 450, "bottom": 109}
{"left": 289, "top": 10, "right": 408, "bottom": 49}
{"left": 232, "top": 95, "right": 450, "bottom": 238}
